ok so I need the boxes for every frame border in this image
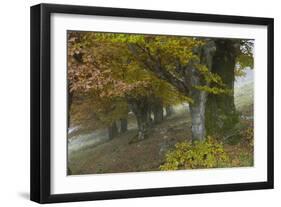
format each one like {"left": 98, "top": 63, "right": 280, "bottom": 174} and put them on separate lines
{"left": 30, "top": 3, "right": 274, "bottom": 203}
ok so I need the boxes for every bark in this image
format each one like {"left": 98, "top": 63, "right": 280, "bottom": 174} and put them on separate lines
{"left": 152, "top": 99, "right": 164, "bottom": 124}
{"left": 153, "top": 107, "right": 164, "bottom": 124}
{"left": 189, "top": 68, "right": 208, "bottom": 141}
{"left": 129, "top": 98, "right": 151, "bottom": 140}
{"left": 136, "top": 115, "right": 148, "bottom": 140}
{"left": 205, "top": 40, "right": 240, "bottom": 136}
{"left": 187, "top": 40, "right": 216, "bottom": 141}
{"left": 108, "top": 121, "right": 118, "bottom": 139}
{"left": 165, "top": 106, "right": 175, "bottom": 117}
{"left": 120, "top": 118, "right": 128, "bottom": 133}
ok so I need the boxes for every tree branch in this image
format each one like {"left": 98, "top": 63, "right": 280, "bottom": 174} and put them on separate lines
{"left": 127, "top": 44, "right": 189, "bottom": 95}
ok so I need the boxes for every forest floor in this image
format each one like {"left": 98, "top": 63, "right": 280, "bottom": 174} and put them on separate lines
{"left": 68, "top": 110, "right": 253, "bottom": 175}
{"left": 68, "top": 112, "right": 191, "bottom": 175}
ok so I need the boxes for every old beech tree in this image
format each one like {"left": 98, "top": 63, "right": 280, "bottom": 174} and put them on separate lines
{"left": 67, "top": 32, "right": 253, "bottom": 141}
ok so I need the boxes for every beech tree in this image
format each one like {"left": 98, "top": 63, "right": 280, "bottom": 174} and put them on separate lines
{"left": 67, "top": 32, "right": 134, "bottom": 138}
{"left": 67, "top": 32, "right": 188, "bottom": 140}
{"left": 67, "top": 32, "right": 253, "bottom": 142}
{"left": 119, "top": 35, "right": 253, "bottom": 140}
{"left": 206, "top": 39, "right": 254, "bottom": 136}
{"left": 107, "top": 35, "right": 227, "bottom": 141}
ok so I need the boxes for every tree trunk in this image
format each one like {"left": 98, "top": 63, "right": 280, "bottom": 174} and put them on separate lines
{"left": 152, "top": 99, "right": 164, "bottom": 124}
{"left": 153, "top": 107, "right": 163, "bottom": 124}
{"left": 136, "top": 114, "right": 148, "bottom": 140}
{"left": 205, "top": 40, "right": 240, "bottom": 136}
{"left": 186, "top": 40, "right": 216, "bottom": 141}
{"left": 189, "top": 68, "right": 208, "bottom": 141}
{"left": 108, "top": 121, "right": 118, "bottom": 139}
{"left": 165, "top": 106, "right": 174, "bottom": 117}
{"left": 129, "top": 98, "right": 151, "bottom": 140}
{"left": 189, "top": 92, "right": 207, "bottom": 141}
{"left": 120, "top": 118, "right": 128, "bottom": 133}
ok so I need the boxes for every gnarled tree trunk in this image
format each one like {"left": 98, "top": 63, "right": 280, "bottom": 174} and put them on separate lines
{"left": 186, "top": 40, "right": 216, "bottom": 141}
{"left": 205, "top": 40, "right": 240, "bottom": 136}
{"left": 129, "top": 98, "right": 151, "bottom": 140}
{"left": 189, "top": 68, "right": 208, "bottom": 141}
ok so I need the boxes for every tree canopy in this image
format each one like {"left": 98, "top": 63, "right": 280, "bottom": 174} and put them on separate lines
{"left": 67, "top": 31, "right": 253, "bottom": 140}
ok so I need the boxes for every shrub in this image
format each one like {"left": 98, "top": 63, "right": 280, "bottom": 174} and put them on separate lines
{"left": 244, "top": 126, "right": 254, "bottom": 147}
{"left": 227, "top": 125, "right": 254, "bottom": 167}
{"left": 160, "top": 137, "right": 229, "bottom": 170}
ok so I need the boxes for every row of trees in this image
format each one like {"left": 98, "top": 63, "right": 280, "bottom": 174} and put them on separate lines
{"left": 67, "top": 32, "right": 253, "bottom": 141}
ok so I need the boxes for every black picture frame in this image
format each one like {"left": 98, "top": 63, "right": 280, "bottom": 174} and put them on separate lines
{"left": 30, "top": 3, "right": 274, "bottom": 204}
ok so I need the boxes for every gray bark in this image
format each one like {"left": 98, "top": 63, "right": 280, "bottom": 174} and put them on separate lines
{"left": 187, "top": 40, "right": 216, "bottom": 141}
{"left": 189, "top": 69, "right": 207, "bottom": 141}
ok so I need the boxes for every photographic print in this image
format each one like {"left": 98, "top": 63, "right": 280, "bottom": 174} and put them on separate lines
{"left": 67, "top": 31, "right": 254, "bottom": 175}
{"left": 31, "top": 4, "right": 273, "bottom": 203}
